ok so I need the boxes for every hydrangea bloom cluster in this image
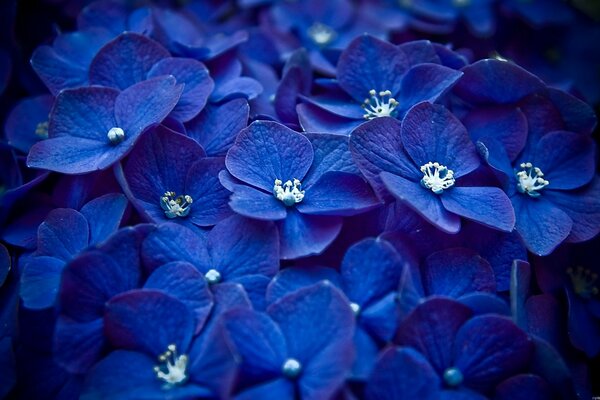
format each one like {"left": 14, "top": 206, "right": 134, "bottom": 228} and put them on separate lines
{"left": 1, "top": 0, "right": 599, "bottom": 399}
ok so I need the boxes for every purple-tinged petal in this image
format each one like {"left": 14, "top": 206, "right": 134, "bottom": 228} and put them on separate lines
{"left": 210, "top": 76, "right": 263, "bottom": 102}
{"left": 532, "top": 131, "right": 595, "bottom": 190}
{"left": 300, "top": 94, "right": 365, "bottom": 120}
{"left": 337, "top": 35, "right": 408, "bottom": 102}
{"left": 401, "top": 103, "right": 479, "bottom": 178}
{"left": 53, "top": 316, "right": 105, "bottom": 374}
{"left": 453, "top": 315, "right": 533, "bottom": 389}
{"left": 396, "top": 298, "right": 473, "bottom": 373}
{"left": 268, "top": 282, "right": 355, "bottom": 400}
{"left": 275, "top": 49, "right": 312, "bottom": 125}
{"left": 36, "top": 208, "right": 89, "bottom": 261}
{"left": 148, "top": 57, "right": 214, "bottom": 122}
{"left": 298, "top": 172, "right": 380, "bottom": 216}
{"left": 512, "top": 195, "right": 572, "bottom": 256}
{"left": 423, "top": 248, "right": 496, "bottom": 298}
{"left": 266, "top": 266, "right": 343, "bottom": 305}
{"left": 79, "top": 193, "right": 127, "bottom": 245}
{"left": 226, "top": 121, "right": 314, "bottom": 192}
{"left": 115, "top": 75, "right": 184, "bottom": 137}
{"left": 381, "top": 172, "right": 461, "bottom": 234}
{"left": 185, "top": 98, "right": 249, "bottom": 156}
{"left": 207, "top": 215, "right": 279, "bottom": 279}
{"left": 397, "top": 40, "right": 441, "bottom": 65}
{"left": 5, "top": 94, "right": 54, "bottom": 153}
{"left": 298, "top": 103, "right": 362, "bottom": 135}
{"left": 397, "top": 64, "right": 462, "bottom": 116}
{"left": 277, "top": 210, "right": 343, "bottom": 259}
{"left": 222, "top": 308, "right": 287, "bottom": 383}
{"left": 89, "top": 33, "right": 170, "bottom": 90}
{"left": 462, "top": 106, "right": 528, "bottom": 161}
{"left": 365, "top": 346, "right": 440, "bottom": 400}
{"left": 350, "top": 117, "right": 419, "bottom": 200}
{"left": 453, "top": 59, "right": 545, "bottom": 104}
{"left": 341, "top": 238, "right": 405, "bottom": 307}
{"left": 458, "top": 293, "right": 509, "bottom": 316}
{"left": 185, "top": 157, "right": 233, "bottom": 227}
{"left": 105, "top": 289, "right": 194, "bottom": 356}
{"left": 495, "top": 374, "right": 553, "bottom": 400}
{"left": 441, "top": 187, "right": 515, "bottom": 232}
{"left": 229, "top": 184, "right": 288, "bottom": 221}
{"left": 546, "top": 88, "right": 597, "bottom": 134}
{"left": 144, "top": 262, "right": 213, "bottom": 334}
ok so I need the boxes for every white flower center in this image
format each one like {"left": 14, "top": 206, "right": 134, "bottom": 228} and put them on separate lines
{"left": 160, "top": 191, "right": 193, "bottom": 218}
{"left": 349, "top": 302, "right": 361, "bottom": 315}
{"left": 282, "top": 358, "right": 302, "bottom": 379}
{"left": 362, "top": 90, "right": 399, "bottom": 120}
{"left": 204, "top": 269, "right": 222, "bottom": 285}
{"left": 567, "top": 266, "right": 599, "bottom": 299}
{"left": 153, "top": 344, "right": 188, "bottom": 387}
{"left": 273, "top": 179, "right": 305, "bottom": 207}
{"left": 307, "top": 22, "right": 337, "bottom": 46}
{"left": 420, "top": 162, "right": 455, "bottom": 194}
{"left": 107, "top": 127, "right": 125, "bottom": 144}
{"left": 35, "top": 121, "right": 49, "bottom": 139}
{"left": 516, "top": 162, "right": 549, "bottom": 198}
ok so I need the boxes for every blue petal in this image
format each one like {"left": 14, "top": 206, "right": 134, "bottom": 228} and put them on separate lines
{"left": 341, "top": 238, "right": 405, "bottom": 307}
{"left": 441, "top": 186, "right": 515, "bottom": 232}
{"left": 229, "top": 183, "right": 288, "bottom": 221}
{"left": 20, "top": 256, "right": 65, "bottom": 309}
{"left": 5, "top": 94, "right": 54, "bottom": 153}
{"left": 229, "top": 274, "right": 272, "bottom": 311}
{"left": 210, "top": 77, "right": 263, "bottom": 102}
{"left": 453, "top": 315, "right": 533, "bottom": 390}
{"left": 365, "top": 347, "right": 440, "bottom": 400}
{"left": 185, "top": 98, "right": 249, "bottom": 156}
{"left": 225, "top": 120, "right": 314, "bottom": 192}
{"left": 397, "top": 64, "right": 462, "bottom": 117}
{"left": 298, "top": 102, "right": 362, "bottom": 135}
{"left": 423, "top": 248, "right": 496, "bottom": 298}
{"left": 303, "top": 133, "right": 360, "bottom": 186}
{"left": 401, "top": 102, "right": 479, "bottom": 178}
{"left": 222, "top": 308, "right": 287, "bottom": 384}
{"left": 104, "top": 289, "right": 194, "bottom": 357}
{"left": 351, "top": 327, "right": 380, "bottom": 380}
{"left": 53, "top": 316, "right": 105, "bottom": 374}
{"left": 360, "top": 292, "right": 401, "bottom": 343}
{"left": 495, "top": 374, "right": 553, "bottom": 400}
{"left": 144, "top": 262, "right": 213, "bottom": 334}
{"left": 148, "top": 57, "right": 214, "bottom": 122}
{"left": 277, "top": 209, "right": 343, "bottom": 259}
{"left": 36, "top": 208, "right": 89, "bottom": 261}
{"left": 89, "top": 32, "right": 169, "bottom": 90}
{"left": 337, "top": 35, "right": 408, "bottom": 102}
{"left": 298, "top": 171, "right": 380, "bottom": 216}
{"left": 236, "top": 378, "right": 295, "bottom": 400}
{"left": 396, "top": 298, "right": 473, "bottom": 373}
{"left": 185, "top": 157, "right": 233, "bottom": 226}
{"left": 380, "top": 172, "right": 461, "bottom": 234}
{"left": 458, "top": 293, "right": 510, "bottom": 316}
{"left": 80, "top": 193, "right": 127, "bottom": 245}
{"left": 265, "top": 266, "right": 343, "bottom": 305}
{"left": 566, "top": 289, "right": 600, "bottom": 357}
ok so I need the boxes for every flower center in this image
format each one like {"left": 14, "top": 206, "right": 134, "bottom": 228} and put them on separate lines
{"left": 282, "top": 358, "right": 302, "bottom": 379}
{"left": 204, "top": 269, "right": 222, "bottom": 285}
{"left": 35, "top": 121, "right": 49, "bottom": 139}
{"left": 567, "top": 266, "right": 599, "bottom": 299}
{"left": 349, "top": 302, "right": 361, "bottom": 315}
{"left": 307, "top": 22, "right": 337, "bottom": 46}
{"left": 362, "top": 90, "right": 399, "bottom": 120}
{"left": 154, "top": 344, "right": 188, "bottom": 387}
{"left": 420, "top": 162, "right": 455, "bottom": 194}
{"left": 273, "top": 179, "right": 305, "bottom": 207}
{"left": 443, "top": 367, "right": 463, "bottom": 387}
{"left": 453, "top": 0, "right": 470, "bottom": 7}
{"left": 107, "top": 127, "right": 125, "bottom": 144}
{"left": 160, "top": 191, "right": 193, "bottom": 218}
{"left": 516, "top": 162, "right": 549, "bottom": 198}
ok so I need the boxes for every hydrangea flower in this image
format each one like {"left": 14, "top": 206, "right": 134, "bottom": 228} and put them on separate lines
{"left": 27, "top": 76, "right": 183, "bottom": 174}
{"left": 222, "top": 282, "right": 355, "bottom": 399}
{"left": 298, "top": 35, "right": 463, "bottom": 134}
{"left": 222, "top": 120, "right": 380, "bottom": 258}
{"left": 4, "top": 94, "right": 54, "bottom": 153}
{"left": 351, "top": 102, "right": 515, "bottom": 234}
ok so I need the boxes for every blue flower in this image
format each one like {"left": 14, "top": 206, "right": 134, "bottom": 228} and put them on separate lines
{"left": 222, "top": 282, "right": 355, "bottom": 399}
{"left": 27, "top": 76, "right": 183, "bottom": 174}
{"left": 351, "top": 103, "right": 515, "bottom": 234}
{"left": 4, "top": 94, "right": 54, "bottom": 153}
{"left": 223, "top": 120, "right": 380, "bottom": 259}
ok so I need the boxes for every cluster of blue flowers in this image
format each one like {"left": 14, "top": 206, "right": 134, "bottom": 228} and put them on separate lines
{"left": 1, "top": 0, "right": 599, "bottom": 399}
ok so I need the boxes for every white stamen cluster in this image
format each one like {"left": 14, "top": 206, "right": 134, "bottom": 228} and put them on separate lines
{"left": 307, "top": 22, "right": 337, "bottom": 46}
{"left": 160, "top": 191, "right": 193, "bottom": 218}
{"left": 282, "top": 358, "right": 302, "bottom": 379}
{"left": 516, "top": 162, "right": 549, "bottom": 197}
{"left": 154, "top": 344, "right": 188, "bottom": 387}
{"left": 362, "top": 90, "right": 399, "bottom": 120}
{"left": 420, "top": 162, "right": 455, "bottom": 194}
{"left": 107, "top": 127, "right": 125, "bottom": 144}
{"left": 205, "top": 269, "right": 222, "bottom": 285}
{"left": 35, "top": 121, "right": 49, "bottom": 139}
{"left": 273, "top": 179, "right": 305, "bottom": 206}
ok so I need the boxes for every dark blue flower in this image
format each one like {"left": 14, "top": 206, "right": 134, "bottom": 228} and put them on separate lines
{"left": 351, "top": 103, "right": 515, "bottom": 234}
{"left": 222, "top": 282, "right": 355, "bottom": 399}
{"left": 223, "top": 120, "right": 380, "bottom": 259}
{"left": 27, "top": 76, "right": 183, "bottom": 174}
{"left": 4, "top": 95, "right": 54, "bottom": 154}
